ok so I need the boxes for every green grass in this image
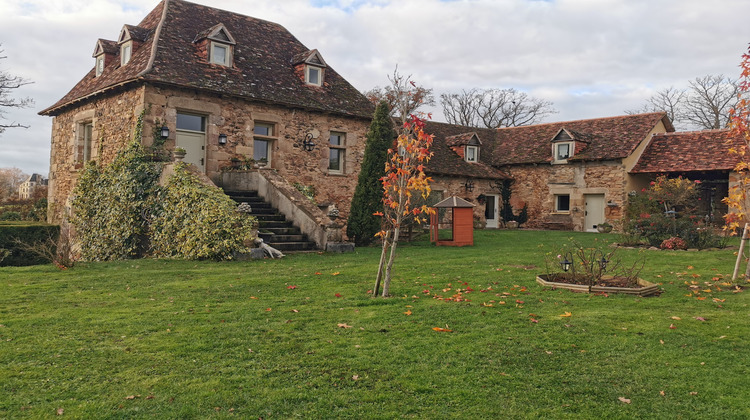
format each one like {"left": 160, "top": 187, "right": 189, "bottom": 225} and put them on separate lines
{"left": 1, "top": 230, "right": 748, "bottom": 418}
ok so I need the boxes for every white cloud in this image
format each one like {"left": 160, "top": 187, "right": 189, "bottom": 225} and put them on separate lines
{"left": 1, "top": 0, "right": 749, "bottom": 174}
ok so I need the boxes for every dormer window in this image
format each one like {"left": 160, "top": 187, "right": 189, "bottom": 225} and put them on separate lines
{"left": 465, "top": 145, "right": 479, "bottom": 163}
{"left": 551, "top": 128, "right": 575, "bottom": 164}
{"left": 120, "top": 41, "right": 132, "bottom": 66}
{"left": 93, "top": 39, "right": 117, "bottom": 77}
{"left": 95, "top": 55, "right": 105, "bottom": 77}
{"left": 210, "top": 42, "right": 230, "bottom": 66}
{"left": 306, "top": 65, "right": 322, "bottom": 86}
{"left": 195, "top": 24, "right": 236, "bottom": 68}
{"left": 292, "top": 49, "right": 328, "bottom": 86}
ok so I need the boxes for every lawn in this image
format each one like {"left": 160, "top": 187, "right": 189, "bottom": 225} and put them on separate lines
{"left": 1, "top": 230, "right": 748, "bottom": 418}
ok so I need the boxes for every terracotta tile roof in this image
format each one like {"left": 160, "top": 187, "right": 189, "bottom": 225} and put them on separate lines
{"left": 492, "top": 112, "right": 673, "bottom": 165}
{"left": 41, "top": 0, "right": 373, "bottom": 118}
{"left": 445, "top": 132, "right": 480, "bottom": 147}
{"left": 631, "top": 129, "right": 743, "bottom": 173}
{"left": 424, "top": 121, "right": 510, "bottom": 180}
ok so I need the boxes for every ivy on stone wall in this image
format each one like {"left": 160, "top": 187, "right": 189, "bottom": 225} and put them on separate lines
{"left": 150, "top": 164, "right": 256, "bottom": 260}
{"left": 71, "top": 140, "right": 160, "bottom": 260}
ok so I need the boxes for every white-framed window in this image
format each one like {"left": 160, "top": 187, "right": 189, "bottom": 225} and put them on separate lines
{"left": 96, "top": 56, "right": 105, "bottom": 77}
{"left": 76, "top": 122, "right": 93, "bottom": 163}
{"left": 553, "top": 142, "right": 573, "bottom": 163}
{"left": 253, "top": 122, "right": 276, "bottom": 164}
{"left": 465, "top": 145, "right": 479, "bottom": 163}
{"left": 306, "top": 65, "right": 322, "bottom": 86}
{"left": 210, "top": 42, "right": 231, "bottom": 66}
{"left": 120, "top": 42, "right": 132, "bottom": 66}
{"left": 329, "top": 131, "right": 346, "bottom": 173}
{"left": 555, "top": 194, "right": 571, "bottom": 213}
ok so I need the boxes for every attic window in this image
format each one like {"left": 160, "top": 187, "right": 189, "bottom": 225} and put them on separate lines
{"left": 551, "top": 129, "right": 574, "bottom": 164}
{"left": 95, "top": 55, "right": 105, "bottom": 77}
{"left": 210, "top": 42, "right": 231, "bottom": 66}
{"left": 306, "top": 66, "right": 322, "bottom": 86}
{"left": 465, "top": 145, "right": 479, "bottom": 163}
{"left": 120, "top": 42, "right": 132, "bottom": 66}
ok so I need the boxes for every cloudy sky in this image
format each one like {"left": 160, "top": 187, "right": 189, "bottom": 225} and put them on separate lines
{"left": 1, "top": 0, "right": 749, "bottom": 175}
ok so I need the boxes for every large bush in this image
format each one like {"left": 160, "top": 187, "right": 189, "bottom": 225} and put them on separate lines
{"left": 625, "top": 175, "right": 726, "bottom": 249}
{"left": 150, "top": 165, "right": 255, "bottom": 260}
{"left": 72, "top": 140, "right": 160, "bottom": 261}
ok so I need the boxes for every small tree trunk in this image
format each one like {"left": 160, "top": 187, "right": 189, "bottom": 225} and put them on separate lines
{"left": 373, "top": 230, "right": 391, "bottom": 296}
{"left": 382, "top": 224, "right": 401, "bottom": 297}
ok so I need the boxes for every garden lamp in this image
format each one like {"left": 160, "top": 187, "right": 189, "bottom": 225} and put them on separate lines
{"left": 560, "top": 252, "right": 573, "bottom": 272}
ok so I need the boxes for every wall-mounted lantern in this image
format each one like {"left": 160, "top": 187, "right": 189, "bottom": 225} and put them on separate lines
{"left": 218, "top": 133, "right": 228, "bottom": 145}
{"left": 464, "top": 179, "right": 475, "bottom": 193}
{"left": 301, "top": 133, "right": 316, "bottom": 152}
{"left": 160, "top": 126, "right": 170, "bottom": 139}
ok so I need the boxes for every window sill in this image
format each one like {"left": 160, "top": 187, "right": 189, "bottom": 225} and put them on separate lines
{"left": 551, "top": 211, "right": 571, "bottom": 215}
{"left": 327, "top": 171, "right": 346, "bottom": 176}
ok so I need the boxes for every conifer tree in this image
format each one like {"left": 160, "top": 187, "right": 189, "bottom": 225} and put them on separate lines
{"left": 347, "top": 101, "right": 395, "bottom": 246}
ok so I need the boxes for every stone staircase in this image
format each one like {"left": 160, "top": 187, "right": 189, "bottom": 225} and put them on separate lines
{"left": 225, "top": 190, "right": 318, "bottom": 252}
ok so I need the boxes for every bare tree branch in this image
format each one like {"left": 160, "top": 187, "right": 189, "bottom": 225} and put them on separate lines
{"left": 363, "top": 65, "right": 435, "bottom": 125}
{"left": 628, "top": 75, "right": 739, "bottom": 130}
{"left": 441, "top": 88, "right": 557, "bottom": 128}
{"left": 0, "top": 44, "right": 34, "bottom": 133}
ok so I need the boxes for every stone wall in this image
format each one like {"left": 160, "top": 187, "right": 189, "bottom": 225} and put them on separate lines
{"left": 47, "top": 86, "right": 146, "bottom": 223}
{"left": 141, "top": 85, "right": 370, "bottom": 221}
{"left": 506, "top": 160, "right": 626, "bottom": 231}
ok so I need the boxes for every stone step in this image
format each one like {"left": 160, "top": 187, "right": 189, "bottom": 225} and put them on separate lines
{"left": 267, "top": 241, "right": 318, "bottom": 252}
{"left": 261, "top": 234, "right": 305, "bottom": 242}
{"left": 259, "top": 220, "right": 295, "bottom": 228}
{"left": 260, "top": 227, "right": 303, "bottom": 235}
{"left": 254, "top": 214, "right": 286, "bottom": 222}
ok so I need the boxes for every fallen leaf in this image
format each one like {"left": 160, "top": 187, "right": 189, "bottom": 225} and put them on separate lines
{"left": 659, "top": 339, "right": 665, "bottom": 345}
{"left": 671, "top": 316, "right": 681, "bottom": 320}
{"left": 125, "top": 395, "right": 140, "bottom": 400}
{"left": 694, "top": 316, "right": 706, "bottom": 321}
{"left": 249, "top": 296, "right": 258, "bottom": 300}
{"left": 352, "top": 375, "right": 359, "bottom": 381}
{"left": 660, "top": 390, "right": 665, "bottom": 396}
{"left": 559, "top": 312, "right": 572, "bottom": 317}
{"left": 669, "top": 324, "right": 676, "bottom": 329}
{"left": 545, "top": 350, "right": 552, "bottom": 354}
{"left": 530, "top": 319, "right": 539, "bottom": 323}
{"left": 315, "top": 272, "right": 322, "bottom": 275}
{"left": 432, "top": 327, "right": 452, "bottom": 332}
{"left": 332, "top": 272, "right": 341, "bottom": 276}
{"left": 265, "top": 308, "right": 272, "bottom": 312}
{"left": 687, "top": 265, "right": 694, "bottom": 270}
{"left": 689, "top": 391, "right": 698, "bottom": 396}
{"left": 618, "top": 397, "right": 631, "bottom": 404}
{"left": 146, "top": 395, "right": 154, "bottom": 400}
{"left": 695, "top": 297, "right": 706, "bottom": 300}
{"left": 335, "top": 293, "right": 343, "bottom": 298}
{"left": 56, "top": 408, "right": 64, "bottom": 416}
{"left": 404, "top": 310, "right": 412, "bottom": 316}
{"left": 338, "top": 323, "right": 353, "bottom": 328}
{"left": 515, "top": 299, "right": 525, "bottom": 304}
{"left": 287, "top": 285, "right": 297, "bottom": 289}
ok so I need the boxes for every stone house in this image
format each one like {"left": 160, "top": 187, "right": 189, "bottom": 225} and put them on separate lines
{"left": 424, "top": 113, "right": 675, "bottom": 231}
{"left": 39, "top": 0, "right": 373, "bottom": 236}
{"left": 18, "top": 173, "right": 48, "bottom": 200}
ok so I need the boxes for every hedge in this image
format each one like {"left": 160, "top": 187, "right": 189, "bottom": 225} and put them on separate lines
{"left": 0, "top": 222, "right": 60, "bottom": 266}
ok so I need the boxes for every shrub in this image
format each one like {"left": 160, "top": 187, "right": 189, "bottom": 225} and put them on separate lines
{"left": 0, "top": 223, "right": 60, "bottom": 266}
{"left": 72, "top": 140, "right": 160, "bottom": 261}
{"left": 150, "top": 165, "right": 256, "bottom": 260}
{"left": 0, "top": 211, "right": 22, "bottom": 221}
{"left": 660, "top": 236, "right": 687, "bottom": 250}
{"left": 625, "top": 175, "right": 726, "bottom": 249}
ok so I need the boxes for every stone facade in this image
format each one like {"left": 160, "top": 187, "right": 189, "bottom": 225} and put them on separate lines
{"left": 506, "top": 160, "right": 626, "bottom": 231}
{"left": 47, "top": 84, "right": 370, "bottom": 230}
{"left": 47, "top": 86, "right": 146, "bottom": 223}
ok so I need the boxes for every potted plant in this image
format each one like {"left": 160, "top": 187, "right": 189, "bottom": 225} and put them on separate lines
{"left": 173, "top": 146, "right": 187, "bottom": 162}
{"left": 597, "top": 222, "right": 613, "bottom": 233}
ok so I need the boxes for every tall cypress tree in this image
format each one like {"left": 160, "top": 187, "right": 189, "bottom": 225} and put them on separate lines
{"left": 347, "top": 101, "right": 396, "bottom": 246}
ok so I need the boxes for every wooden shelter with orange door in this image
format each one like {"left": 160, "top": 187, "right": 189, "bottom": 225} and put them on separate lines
{"left": 430, "top": 196, "right": 475, "bottom": 247}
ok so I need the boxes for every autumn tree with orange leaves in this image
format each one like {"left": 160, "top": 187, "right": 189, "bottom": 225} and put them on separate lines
{"left": 373, "top": 115, "right": 435, "bottom": 297}
{"left": 723, "top": 44, "right": 750, "bottom": 282}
